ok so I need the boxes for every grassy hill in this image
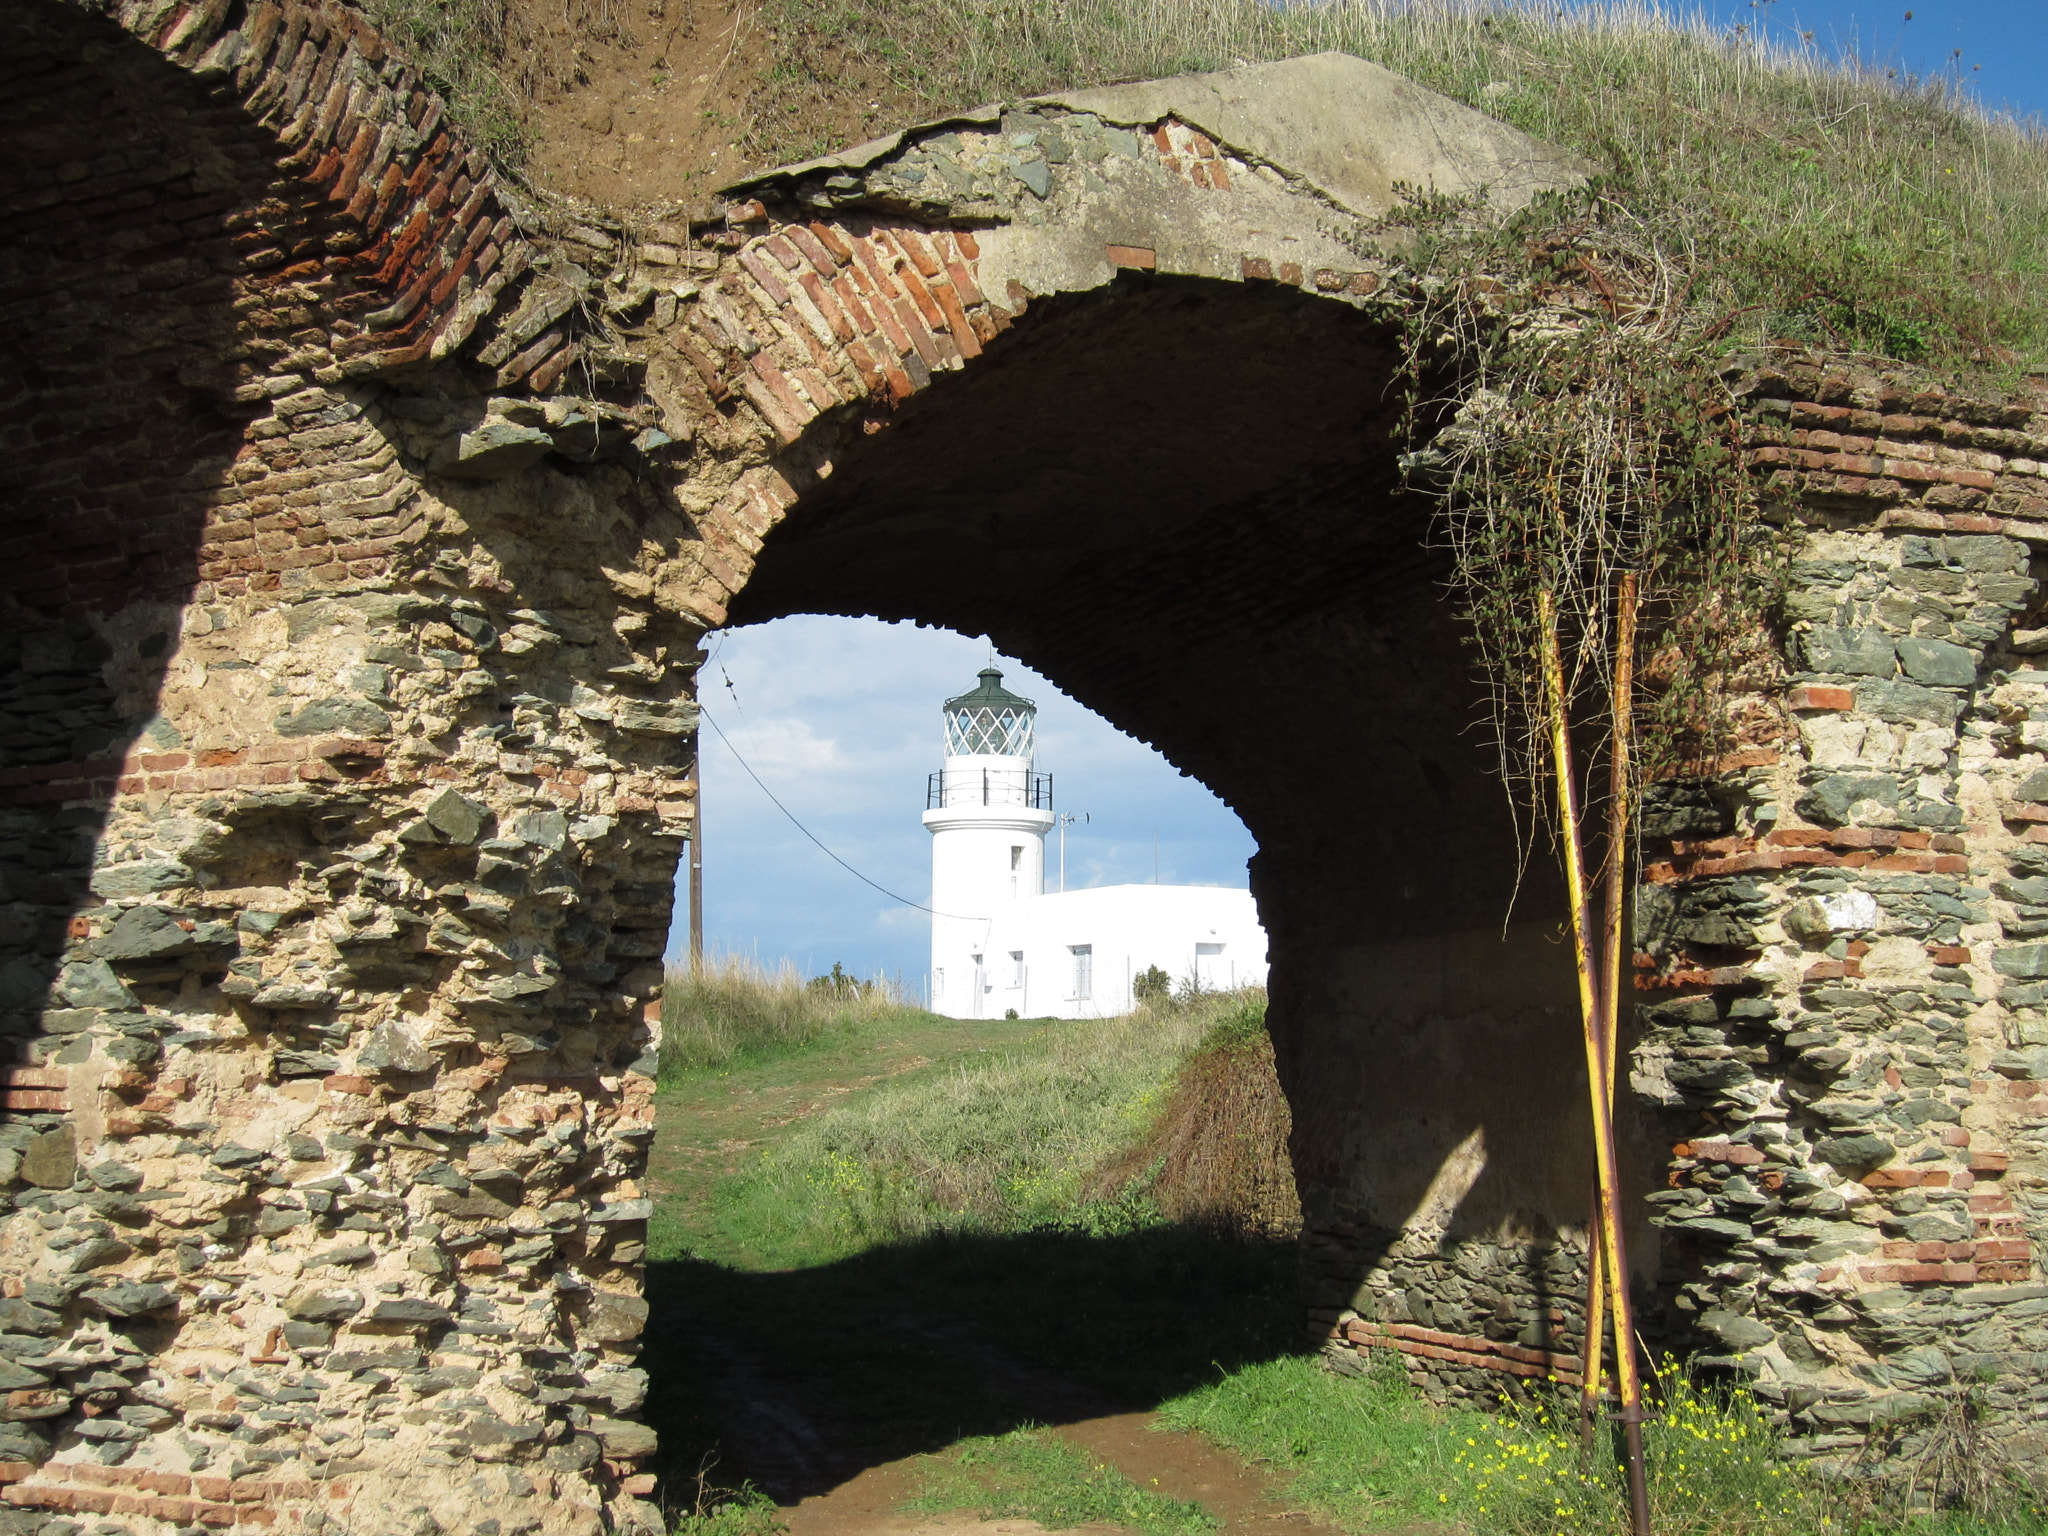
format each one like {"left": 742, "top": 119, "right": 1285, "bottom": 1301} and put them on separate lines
{"left": 371, "top": 0, "right": 2046, "bottom": 378}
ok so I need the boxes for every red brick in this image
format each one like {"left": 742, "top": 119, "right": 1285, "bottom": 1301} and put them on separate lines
{"left": 929, "top": 279, "right": 981, "bottom": 360}
{"left": 736, "top": 245, "right": 789, "bottom": 306}
{"left": 1787, "top": 683, "right": 1854, "bottom": 711}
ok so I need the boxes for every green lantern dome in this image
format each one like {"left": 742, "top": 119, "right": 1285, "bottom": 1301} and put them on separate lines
{"left": 944, "top": 667, "right": 1036, "bottom": 758}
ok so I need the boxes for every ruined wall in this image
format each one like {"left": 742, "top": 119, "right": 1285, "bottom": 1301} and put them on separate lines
{"left": 1311, "top": 360, "right": 2048, "bottom": 1467}
{"left": 5, "top": 4, "right": 2048, "bottom": 1527}
{"left": 0, "top": 3, "right": 688, "bottom": 1530}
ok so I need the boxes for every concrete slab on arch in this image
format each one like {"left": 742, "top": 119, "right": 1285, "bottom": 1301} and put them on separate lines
{"left": 1035, "top": 51, "right": 1588, "bottom": 219}
{"left": 724, "top": 50, "right": 1586, "bottom": 221}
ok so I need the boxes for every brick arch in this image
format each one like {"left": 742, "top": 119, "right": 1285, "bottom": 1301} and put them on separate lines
{"left": 649, "top": 91, "right": 1630, "bottom": 1406}
{"left": 70, "top": 0, "right": 548, "bottom": 386}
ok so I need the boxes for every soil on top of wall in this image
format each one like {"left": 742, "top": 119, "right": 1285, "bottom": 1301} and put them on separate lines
{"left": 511, "top": 0, "right": 925, "bottom": 213}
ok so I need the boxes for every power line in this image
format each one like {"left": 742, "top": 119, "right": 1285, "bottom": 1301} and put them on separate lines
{"left": 698, "top": 707, "right": 983, "bottom": 921}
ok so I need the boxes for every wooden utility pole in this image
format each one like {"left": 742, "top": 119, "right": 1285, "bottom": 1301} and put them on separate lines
{"left": 689, "top": 726, "right": 704, "bottom": 973}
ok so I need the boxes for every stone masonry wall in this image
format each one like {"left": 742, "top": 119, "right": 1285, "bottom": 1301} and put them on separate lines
{"left": 1310, "top": 358, "right": 2048, "bottom": 1469}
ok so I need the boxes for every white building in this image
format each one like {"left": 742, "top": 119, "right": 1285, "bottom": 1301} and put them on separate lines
{"left": 924, "top": 668, "right": 1268, "bottom": 1019}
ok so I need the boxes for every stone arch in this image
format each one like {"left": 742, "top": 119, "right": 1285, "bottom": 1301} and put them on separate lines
{"left": 667, "top": 63, "right": 1635, "bottom": 1401}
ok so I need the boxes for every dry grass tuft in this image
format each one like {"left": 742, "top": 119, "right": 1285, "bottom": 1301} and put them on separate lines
{"left": 658, "top": 952, "right": 922, "bottom": 1075}
{"left": 1089, "top": 993, "right": 1300, "bottom": 1239}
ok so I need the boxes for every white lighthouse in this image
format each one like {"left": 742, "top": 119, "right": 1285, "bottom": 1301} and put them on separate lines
{"left": 923, "top": 666, "right": 1270, "bottom": 1019}
{"left": 923, "top": 668, "right": 1055, "bottom": 1014}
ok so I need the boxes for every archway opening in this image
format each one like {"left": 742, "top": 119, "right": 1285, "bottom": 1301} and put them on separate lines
{"left": 650, "top": 268, "right": 1652, "bottom": 1501}
{"left": 676, "top": 614, "right": 1259, "bottom": 993}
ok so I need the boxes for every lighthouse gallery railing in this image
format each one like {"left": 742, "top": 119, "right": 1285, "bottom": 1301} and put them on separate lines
{"left": 927, "top": 769, "right": 1053, "bottom": 811}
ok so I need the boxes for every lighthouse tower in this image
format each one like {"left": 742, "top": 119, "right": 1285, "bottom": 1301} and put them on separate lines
{"left": 924, "top": 668, "right": 1053, "bottom": 1016}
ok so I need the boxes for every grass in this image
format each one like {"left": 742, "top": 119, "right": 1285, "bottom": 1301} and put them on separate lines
{"left": 694, "top": 988, "right": 1265, "bottom": 1264}
{"left": 1160, "top": 1350, "right": 2048, "bottom": 1536}
{"left": 640, "top": 982, "right": 1302, "bottom": 1521}
{"left": 754, "top": 0, "right": 2048, "bottom": 375}
{"left": 642, "top": 968, "right": 2044, "bottom": 1536}
{"left": 658, "top": 953, "right": 929, "bottom": 1077}
{"left": 355, "top": 0, "right": 2048, "bottom": 373}
{"left": 908, "top": 1427, "right": 1218, "bottom": 1535}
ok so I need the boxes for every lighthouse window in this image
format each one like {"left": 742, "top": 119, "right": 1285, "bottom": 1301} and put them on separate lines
{"left": 1070, "top": 944, "right": 1092, "bottom": 1000}
{"left": 1010, "top": 846, "right": 1022, "bottom": 870}
{"left": 1011, "top": 950, "right": 1024, "bottom": 985}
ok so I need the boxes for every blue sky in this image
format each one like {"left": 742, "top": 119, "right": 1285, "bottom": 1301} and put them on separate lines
{"left": 671, "top": 618, "right": 1256, "bottom": 988}
{"left": 1688, "top": 0, "right": 2047, "bottom": 120}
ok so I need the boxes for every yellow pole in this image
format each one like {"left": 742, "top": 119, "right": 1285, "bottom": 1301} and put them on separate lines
{"left": 1582, "top": 572, "right": 1639, "bottom": 1442}
{"left": 1580, "top": 1207, "right": 1609, "bottom": 1441}
{"left": 1537, "top": 589, "right": 1652, "bottom": 1536}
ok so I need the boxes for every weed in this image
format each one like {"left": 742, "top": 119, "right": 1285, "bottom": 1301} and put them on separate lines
{"left": 666, "top": 1484, "right": 784, "bottom": 1536}
{"left": 909, "top": 1427, "right": 1218, "bottom": 1535}
{"left": 1163, "top": 1350, "right": 2048, "bottom": 1536}
{"left": 1089, "top": 993, "right": 1300, "bottom": 1237}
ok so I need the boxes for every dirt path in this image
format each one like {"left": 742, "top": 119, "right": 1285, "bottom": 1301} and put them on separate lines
{"left": 648, "top": 1021, "right": 1376, "bottom": 1534}
{"left": 776, "top": 1409, "right": 1350, "bottom": 1534}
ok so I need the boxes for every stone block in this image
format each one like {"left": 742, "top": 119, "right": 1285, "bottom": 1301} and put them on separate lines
{"left": 1895, "top": 636, "right": 1978, "bottom": 687}
{"left": 1854, "top": 679, "right": 1961, "bottom": 725}
{"left": 422, "top": 788, "right": 488, "bottom": 844}
{"left": 1798, "top": 627, "right": 1895, "bottom": 676}
{"left": 429, "top": 421, "right": 556, "bottom": 479}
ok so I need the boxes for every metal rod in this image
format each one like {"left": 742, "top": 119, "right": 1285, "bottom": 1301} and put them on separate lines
{"left": 1580, "top": 1181, "right": 1608, "bottom": 1447}
{"left": 1537, "top": 590, "right": 1652, "bottom": 1536}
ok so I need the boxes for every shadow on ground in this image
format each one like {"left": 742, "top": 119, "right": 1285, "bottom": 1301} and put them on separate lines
{"left": 641, "top": 1223, "right": 1308, "bottom": 1505}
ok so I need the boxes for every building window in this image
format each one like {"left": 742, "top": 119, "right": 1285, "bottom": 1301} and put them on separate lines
{"left": 1011, "top": 950, "right": 1025, "bottom": 986}
{"left": 1196, "top": 942, "right": 1224, "bottom": 956}
{"left": 934, "top": 968, "right": 944, "bottom": 999}
{"left": 1010, "top": 846, "right": 1023, "bottom": 870}
{"left": 1071, "top": 944, "right": 1092, "bottom": 1000}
